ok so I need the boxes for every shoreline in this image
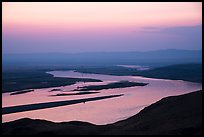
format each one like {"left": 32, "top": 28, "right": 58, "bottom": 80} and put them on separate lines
{"left": 2, "top": 94, "right": 124, "bottom": 115}
{"left": 2, "top": 90, "right": 202, "bottom": 135}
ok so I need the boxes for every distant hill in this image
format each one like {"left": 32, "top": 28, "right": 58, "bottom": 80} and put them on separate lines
{"left": 3, "top": 49, "right": 202, "bottom": 67}
{"left": 75, "top": 63, "right": 202, "bottom": 83}
{"left": 138, "top": 63, "right": 202, "bottom": 83}
{"left": 2, "top": 90, "right": 202, "bottom": 135}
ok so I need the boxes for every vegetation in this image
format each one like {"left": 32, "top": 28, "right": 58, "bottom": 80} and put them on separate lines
{"left": 2, "top": 63, "right": 202, "bottom": 93}
{"left": 10, "top": 89, "right": 34, "bottom": 95}
{"left": 73, "top": 81, "right": 148, "bottom": 91}
{"left": 137, "top": 63, "right": 202, "bottom": 83}
{"left": 50, "top": 92, "right": 100, "bottom": 96}
{"left": 2, "top": 69, "right": 102, "bottom": 93}
{"left": 75, "top": 64, "right": 202, "bottom": 83}
{"left": 50, "top": 89, "right": 62, "bottom": 92}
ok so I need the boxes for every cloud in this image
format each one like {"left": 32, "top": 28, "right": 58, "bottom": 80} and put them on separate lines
{"left": 139, "top": 25, "right": 202, "bottom": 35}
{"left": 140, "top": 27, "right": 161, "bottom": 32}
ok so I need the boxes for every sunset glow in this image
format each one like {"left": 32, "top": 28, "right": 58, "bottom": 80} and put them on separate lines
{"left": 2, "top": 2, "right": 202, "bottom": 53}
{"left": 2, "top": 3, "right": 203, "bottom": 135}
{"left": 3, "top": 2, "right": 202, "bottom": 29}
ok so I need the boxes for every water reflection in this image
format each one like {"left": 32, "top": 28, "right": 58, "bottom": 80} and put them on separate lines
{"left": 2, "top": 70, "right": 202, "bottom": 125}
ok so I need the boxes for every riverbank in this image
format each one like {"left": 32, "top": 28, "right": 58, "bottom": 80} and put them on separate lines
{"left": 3, "top": 69, "right": 201, "bottom": 124}
{"left": 3, "top": 63, "right": 202, "bottom": 93}
{"left": 2, "top": 69, "right": 102, "bottom": 93}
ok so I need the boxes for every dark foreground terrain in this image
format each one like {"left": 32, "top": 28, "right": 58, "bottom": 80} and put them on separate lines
{"left": 2, "top": 90, "right": 202, "bottom": 135}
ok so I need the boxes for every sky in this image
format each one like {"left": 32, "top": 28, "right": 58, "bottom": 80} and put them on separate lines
{"left": 2, "top": 2, "right": 202, "bottom": 54}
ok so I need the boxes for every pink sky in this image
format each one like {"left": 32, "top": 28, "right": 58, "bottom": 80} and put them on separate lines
{"left": 2, "top": 2, "right": 202, "bottom": 31}
{"left": 2, "top": 2, "right": 202, "bottom": 53}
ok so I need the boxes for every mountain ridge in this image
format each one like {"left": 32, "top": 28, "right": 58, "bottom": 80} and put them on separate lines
{"left": 3, "top": 49, "right": 202, "bottom": 66}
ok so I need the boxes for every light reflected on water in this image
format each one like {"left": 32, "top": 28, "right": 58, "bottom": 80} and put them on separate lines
{"left": 2, "top": 71, "right": 202, "bottom": 125}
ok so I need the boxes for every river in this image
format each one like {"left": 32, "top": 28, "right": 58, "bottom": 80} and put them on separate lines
{"left": 2, "top": 70, "right": 202, "bottom": 125}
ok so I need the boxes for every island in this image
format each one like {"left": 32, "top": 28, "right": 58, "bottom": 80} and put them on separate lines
{"left": 50, "top": 91, "right": 100, "bottom": 96}
{"left": 2, "top": 69, "right": 103, "bottom": 93}
{"left": 10, "top": 89, "right": 34, "bottom": 95}
{"left": 49, "top": 88, "right": 63, "bottom": 92}
{"left": 2, "top": 94, "right": 124, "bottom": 115}
{"left": 73, "top": 81, "right": 148, "bottom": 91}
{"left": 2, "top": 90, "right": 202, "bottom": 135}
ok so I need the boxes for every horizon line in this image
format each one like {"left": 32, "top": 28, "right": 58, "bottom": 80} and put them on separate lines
{"left": 2, "top": 48, "right": 202, "bottom": 55}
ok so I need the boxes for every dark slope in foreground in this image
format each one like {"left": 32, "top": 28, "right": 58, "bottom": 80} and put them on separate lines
{"left": 108, "top": 90, "right": 202, "bottom": 135}
{"left": 2, "top": 90, "right": 202, "bottom": 135}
